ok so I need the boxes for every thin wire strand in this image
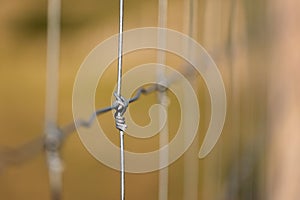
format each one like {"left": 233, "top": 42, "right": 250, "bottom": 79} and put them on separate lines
{"left": 157, "top": 0, "right": 169, "bottom": 200}
{"left": 0, "top": 82, "right": 178, "bottom": 170}
{"left": 117, "top": 0, "right": 124, "bottom": 97}
{"left": 116, "top": 0, "right": 125, "bottom": 199}
{"left": 119, "top": 131, "right": 125, "bottom": 200}
{"left": 183, "top": 0, "right": 199, "bottom": 199}
{"left": 45, "top": 0, "right": 62, "bottom": 200}
{"left": 0, "top": 61, "right": 201, "bottom": 171}
{"left": 45, "top": 0, "right": 60, "bottom": 129}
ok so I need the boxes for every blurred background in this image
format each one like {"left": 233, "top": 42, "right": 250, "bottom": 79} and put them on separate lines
{"left": 0, "top": 0, "right": 299, "bottom": 199}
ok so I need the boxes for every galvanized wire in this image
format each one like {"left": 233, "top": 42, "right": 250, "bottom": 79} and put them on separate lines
{"left": 45, "top": 0, "right": 62, "bottom": 199}
{"left": 157, "top": 0, "right": 169, "bottom": 200}
{"left": 183, "top": 0, "right": 199, "bottom": 199}
{"left": 115, "top": 0, "right": 126, "bottom": 199}
{"left": 0, "top": 68, "right": 196, "bottom": 171}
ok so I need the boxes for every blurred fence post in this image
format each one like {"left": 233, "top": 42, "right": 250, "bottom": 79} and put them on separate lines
{"left": 267, "top": 0, "right": 300, "bottom": 199}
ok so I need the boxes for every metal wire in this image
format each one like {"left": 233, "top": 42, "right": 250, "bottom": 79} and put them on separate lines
{"left": 0, "top": 67, "right": 196, "bottom": 169}
{"left": 157, "top": 0, "right": 169, "bottom": 199}
{"left": 115, "top": 0, "right": 126, "bottom": 199}
{"left": 183, "top": 0, "right": 199, "bottom": 199}
{"left": 45, "top": 0, "right": 62, "bottom": 199}
{"left": 117, "top": 0, "right": 124, "bottom": 97}
{"left": 46, "top": 0, "right": 60, "bottom": 128}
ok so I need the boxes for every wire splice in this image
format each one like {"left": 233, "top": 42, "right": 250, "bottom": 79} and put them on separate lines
{"left": 45, "top": 127, "right": 63, "bottom": 152}
{"left": 113, "top": 93, "right": 128, "bottom": 132}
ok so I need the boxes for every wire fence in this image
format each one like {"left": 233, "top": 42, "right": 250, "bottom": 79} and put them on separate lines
{"left": 0, "top": 0, "right": 269, "bottom": 200}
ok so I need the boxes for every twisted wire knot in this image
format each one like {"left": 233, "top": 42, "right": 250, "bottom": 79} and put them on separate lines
{"left": 113, "top": 93, "right": 128, "bottom": 131}
{"left": 45, "top": 127, "right": 63, "bottom": 152}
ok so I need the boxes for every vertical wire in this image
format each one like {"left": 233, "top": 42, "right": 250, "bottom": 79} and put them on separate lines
{"left": 201, "top": 1, "right": 213, "bottom": 198}
{"left": 226, "top": 0, "right": 241, "bottom": 199}
{"left": 46, "top": 0, "right": 60, "bottom": 129}
{"left": 120, "top": 130, "right": 125, "bottom": 200}
{"left": 182, "top": 0, "right": 199, "bottom": 199}
{"left": 45, "top": 0, "right": 62, "bottom": 200}
{"left": 117, "top": 0, "right": 125, "bottom": 199}
{"left": 201, "top": 0, "right": 223, "bottom": 199}
{"left": 117, "top": 0, "right": 124, "bottom": 97}
{"left": 157, "top": 0, "right": 169, "bottom": 200}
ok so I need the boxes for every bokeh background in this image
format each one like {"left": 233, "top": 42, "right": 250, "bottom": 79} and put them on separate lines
{"left": 0, "top": 0, "right": 299, "bottom": 199}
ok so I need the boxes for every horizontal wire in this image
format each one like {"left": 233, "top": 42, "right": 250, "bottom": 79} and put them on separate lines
{"left": 0, "top": 29, "right": 246, "bottom": 169}
{"left": 2, "top": 33, "right": 245, "bottom": 169}
{"left": 76, "top": 84, "right": 158, "bottom": 128}
{"left": 0, "top": 67, "right": 197, "bottom": 170}
{"left": 0, "top": 25, "right": 249, "bottom": 170}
